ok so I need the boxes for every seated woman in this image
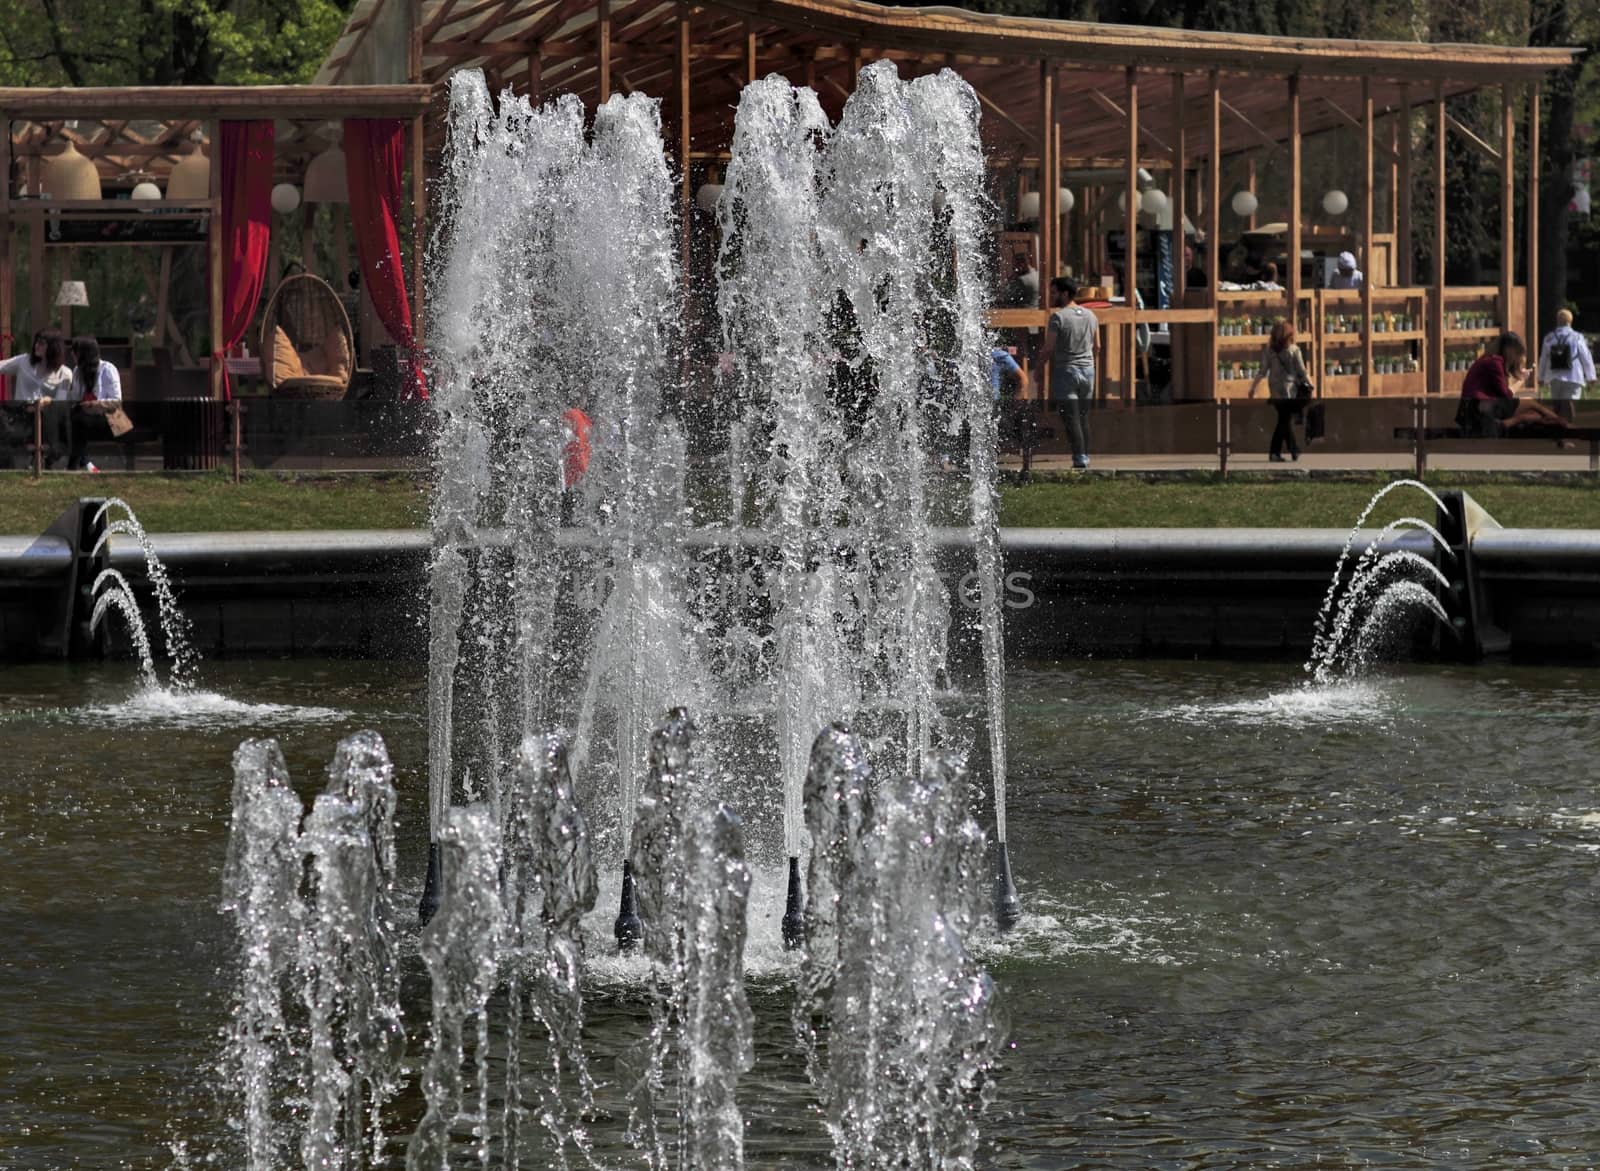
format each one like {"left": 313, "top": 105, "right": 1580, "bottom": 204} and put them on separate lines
{"left": 1456, "top": 332, "right": 1567, "bottom": 437}
{"left": 65, "top": 335, "right": 122, "bottom": 470}
{"left": 0, "top": 328, "right": 72, "bottom": 466}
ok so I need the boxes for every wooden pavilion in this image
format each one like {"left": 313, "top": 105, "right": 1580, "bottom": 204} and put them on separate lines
{"left": 0, "top": 85, "right": 428, "bottom": 402}
{"left": 320, "top": 0, "right": 1580, "bottom": 403}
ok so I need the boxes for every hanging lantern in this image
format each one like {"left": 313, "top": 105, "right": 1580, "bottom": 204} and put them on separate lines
{"left": 41, "top": 140, "right": 101, "bottom": 201}
{"left": 1322, "top": 189, "right": 1349, "bottom": 216}
{"left": 1141, "top": 188, "right": 1168, "bottom": 216}
{"left": 166, "top": 134, "right": 211, "bottom": 201}
{"left": 695, "top": 182, "right": 724, "bottom": 213}
{"left": 271, "top": 183, "right": 303, "bottom": 215}
{"left": 303, "top": 144, "right": 348, "bottom": 203}
{"left": 1230, "top": 189, "right": 1259, "bottom": 218}
{"left": 130, "top": 181, "right": 162, "bottom": 202}
{"left": 1059, "top": 187, "right": 1075, "bottom": 214}
{"left": 1018, "top": 190, "right": 1041, "bottom": 221}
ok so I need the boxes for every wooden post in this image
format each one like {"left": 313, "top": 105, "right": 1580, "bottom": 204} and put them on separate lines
{"left": 157, "top": 247, "right": 173, "bottom": 352}
{"left": 1038, "top": 60, "right": 1053, "bottom": 308}
{"left": 1360, "top": 77, "right": 1373, "bottom": 398}
{"left": 1052, "top": 120, "right": 1061, "bottom": 281}
{"left": 1397, "top": 83, "right": 1412, "bottom": 287}
{"left": 1431, "top": 82, "right": 1447, "bottom": 394}
{"left": 1287, "top": 74, "right": 1302, "bottom": 314}
{"left": 1206, "top": 69, "right": 1220, "bottom": 308}
{"left": 848, "top": 43, "right": 861, "bottom": 87}
{"left": 1171, "top": 71, "right": 1186, "bottom": 302}
{"left": 208, "top": 120, "right": 224, "bottom": 400}
{"left": 744, "top": 21, "right": 757, "bottom": 86}
{"left": 1526, "top": 81, "right": 1540, "bottom": 346}
{"left": 1124, "top": 65, "right": 1138, "bottom": 406}
{"left": 1499, "top": 82, "right": 1514, "bottom": 330}
{"left": 0, "top": 113, "right": 12, "bottom": 359}
{"left": 28, "top": 204, "right": 43, "bottom": 335}
{"left": 411, "top": 114, "right": 426, "bottom": 373}
{"left": 598, "top": 0, "right": 612, "bottom": 104}
{"left": 527, "top": 53, "right": 541, "bottom": 101}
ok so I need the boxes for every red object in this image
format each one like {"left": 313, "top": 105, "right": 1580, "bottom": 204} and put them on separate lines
{"left": 1461, "top": 353, "right": 1513, "bottom": 402}
{"left": 562, "top": 408, "right": 593, "bottom": 488}
{"left": 215, "top": 121, "right": 275, "bottom": 402}
{"left": 344, "top": 119, "right": 427, "bottom": 400}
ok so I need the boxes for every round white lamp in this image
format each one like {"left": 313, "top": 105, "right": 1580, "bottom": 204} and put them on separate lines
{"left": 1018, "top": 190, "right": 1041, "bottom": 221}
{"left": 1059, "top": 187, "right": 1075, "bottom": 214}
{"left": 1231, "top": 190, "right": 1259, "bottom": 218}
{"left": 130, "top": 181, "right": 162, "bottom": 202}
{"left": 1141, "top": 188, "right": 1168, "bottom": 216}
{"left": 1322, "top": 189, "right": 1349, "bottom": 216}
{"left": 695, "top": 182, "right": 724, "bottom": 213}
{"left": 270, "top": 183, "right": 302, "bottom": 215}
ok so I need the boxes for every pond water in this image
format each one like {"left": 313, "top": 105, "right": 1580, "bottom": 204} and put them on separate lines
{"left": 7, "top": 658, "right": 1600, "bottom": 1168}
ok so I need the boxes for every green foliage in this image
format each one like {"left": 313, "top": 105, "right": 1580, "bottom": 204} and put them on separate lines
{"left": 0, "top": 0, "right": 352, "bottom": 87}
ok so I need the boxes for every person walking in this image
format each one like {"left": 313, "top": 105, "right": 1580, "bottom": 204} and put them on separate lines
{"left": 1044, "top": 277, "right": 1098, "bottom": 470}
{"left": 1536, "top": 308, "right": 1595, "bottom": 423}
{"left": 1246, "top": 319, "right": 1312, "bottom": 462}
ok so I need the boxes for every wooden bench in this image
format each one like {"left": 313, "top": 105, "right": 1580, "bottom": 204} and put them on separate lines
{"left": 1394, "top": 422, "right": 1600, "bottom": 475}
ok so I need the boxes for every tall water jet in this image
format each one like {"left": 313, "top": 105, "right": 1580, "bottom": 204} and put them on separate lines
{"left": 220, "top": 740, "right": 304, "bottom": 1171}
{"left": 501, "top": 733, "right": 600, "bottom": 1166}
{"left": 718, "top": 74, "right": 848, "bottom": 946}
{"left": 300, "top": 732, "right": 404, "bottom": 1171}
{"left": 816, "top": 747, "right": 998, "bottom": 1168}
{"left": 408, "top": 805, "right": 506, "bottom": 1171}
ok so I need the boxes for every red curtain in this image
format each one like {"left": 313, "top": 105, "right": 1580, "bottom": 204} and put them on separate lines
{"left": 216, "top": 120, "right": 274, "bottom": 402}
{"left": 344, "top": 118, "right": 426, "bottom": 400}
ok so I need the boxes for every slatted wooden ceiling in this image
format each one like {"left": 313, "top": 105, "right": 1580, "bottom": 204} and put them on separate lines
{"left": 317, "top": 0, "right": 1577, "bottom": 163}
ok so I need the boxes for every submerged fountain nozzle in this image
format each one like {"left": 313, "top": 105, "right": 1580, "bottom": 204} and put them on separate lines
{"left": 994, "top": 841, "right": 1021, "bottom": 931}
{"left": 781, "top": 855, "right": 805, "bottom": 951}
{"left": 418, "top": 840, "right": 442, "bottom": 926}
{"left": 614, "top": 859, "right": 643, "bottom": 952}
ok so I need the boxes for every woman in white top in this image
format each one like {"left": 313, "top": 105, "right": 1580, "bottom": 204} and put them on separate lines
{"left": 67, "top": 336, "right": 122, "bottom": 470}
{"left": 0, "top": 327, "right": 72, "bottom": 402}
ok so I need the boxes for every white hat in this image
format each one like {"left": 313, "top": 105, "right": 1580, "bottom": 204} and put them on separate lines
{"left": 1337, "top": 251, "right": 1357, "bottom": 270}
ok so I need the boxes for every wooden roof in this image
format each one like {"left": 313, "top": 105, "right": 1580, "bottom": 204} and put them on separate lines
{"left": 316, "top": 0, "right": 1579, "bottom": 162}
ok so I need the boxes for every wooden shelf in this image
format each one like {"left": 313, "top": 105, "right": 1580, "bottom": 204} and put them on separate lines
{"left": 1216, "top": 334, "right": 1271, "bottom": 347}
{"left": 1444, "top": 328, "right": 1499, "bottom": 340}
{"left": 1321, "top": 330, "right": 1423, "bottom": 344}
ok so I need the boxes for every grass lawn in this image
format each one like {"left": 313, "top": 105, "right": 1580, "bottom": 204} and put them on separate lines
{"left": 0, "top": 471, "right": 428, "bottom": 534}
{"left": 997, "top": 473, "right": 1600, "bottom": 529}
{"left": 0, "top": 469, "right": 1595, "bottom": 533}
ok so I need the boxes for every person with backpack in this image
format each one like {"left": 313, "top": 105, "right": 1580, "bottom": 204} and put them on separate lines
{"left": 1536, "top": 308, "right": 1595, "bottom": 422}
{"left": 1246, "top": 319, "right": 1314, "bottom": 462}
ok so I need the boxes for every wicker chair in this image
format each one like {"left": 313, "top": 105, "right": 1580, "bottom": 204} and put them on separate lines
{"left": 260, "top": 273, "right": 355, "bottom": 399}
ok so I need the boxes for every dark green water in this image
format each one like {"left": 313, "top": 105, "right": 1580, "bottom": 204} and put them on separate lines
{"left": 6, "top": 658, "right": 1600, "bottom": 1168}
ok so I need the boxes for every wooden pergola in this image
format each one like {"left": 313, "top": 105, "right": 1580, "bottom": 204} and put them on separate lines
{"left": 0, "top": 85, "right": 429, "bottom": 400}
{"left": 320, "top": 0, "right": 1579, "bottom": 402}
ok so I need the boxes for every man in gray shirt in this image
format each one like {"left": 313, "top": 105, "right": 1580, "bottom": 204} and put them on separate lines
{"left": 1045, "top": 277, "right": 1099, "bottom": 469}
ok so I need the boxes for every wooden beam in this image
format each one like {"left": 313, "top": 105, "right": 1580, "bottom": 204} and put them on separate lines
{"left": 1396, "top": 83, "right": 1412, "bottom": 286}
{"left": 1432, "top": 79, "right": 1446, "bottom": 391}
{"left": 1206, "top": 68, "right": 1220, "bottom": 310}
{"left": 1287, "top": 75, "right": 1301, "bottom": 313}
{"left": 1499, "top": 82, "right": 1514, "bottom": 330}
{"left": 1085, "top": 88, "right": 1172, "bottom": 157}
{"left": 971, "top": 82, "right": 1038, "bottom": 149}
{"left": 0, "top": 86, "right": 429, "bottom": 121}
{"left": 1123, "top": 65, "right": 1137, "bottom": 406}
{"left": 1219, "top": 96, "right": 1285, "bottom": 155}
{"left": 744, "top": 21, "right": 757, "bottom": 85}
{"left": 1526, "top": 81, "right": 1539, "bottom": 347}
{"left": 1361, "top": 77, "right": 1373, "bottom": 399}
{"left": 1445, "top": 113, "right": 1500, "bottom": 164}
{"left": 1318, "top": 95, "right": 1401, "bottom": 164}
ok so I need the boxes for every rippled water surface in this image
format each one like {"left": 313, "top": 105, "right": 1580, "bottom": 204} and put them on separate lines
{"left": 7, "top": 658, "right": 1600, "bottom": 1168}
